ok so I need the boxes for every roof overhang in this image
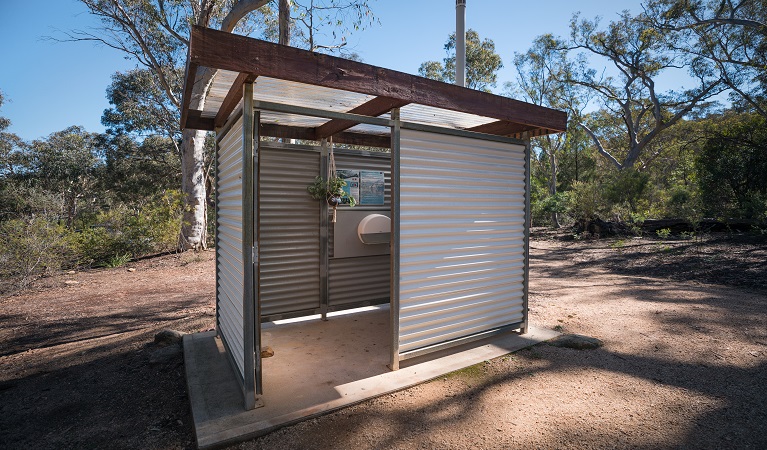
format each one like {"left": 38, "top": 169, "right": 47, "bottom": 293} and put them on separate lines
{"left": 181, "top": 26, "right": 567, "bottom": 146}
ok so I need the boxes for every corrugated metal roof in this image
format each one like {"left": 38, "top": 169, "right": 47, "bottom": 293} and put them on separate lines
{"left": 202, "top": 73, "right": 499, "bottom": 133}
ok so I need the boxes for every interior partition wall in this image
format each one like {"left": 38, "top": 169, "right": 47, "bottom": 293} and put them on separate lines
{"left": 258, "top": 144, "right": 322, "bottom": 319}
{"left": 394, "top": 128, "right": 528, "bottom": 362}
{"left": 256, "top": 143, "right": 392, "bottom": 321}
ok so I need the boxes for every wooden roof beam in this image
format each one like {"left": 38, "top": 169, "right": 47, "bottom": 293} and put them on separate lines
{"left": 214, "top": 72, "right": 258, "bottom": 128}
{"left": 180, "top": 61, "right": 198, "bottom": 130}
{"left": 186, "top": 26, "right": 567, "bottom": 133}
{"left": 259, "top": 123, "right": 390, "bottom": 148}
{"left": 186, "top": 110, "right": 215, "bottom": 131}
{"left": 315, "top": 96, "right": 409, "bottom": 139}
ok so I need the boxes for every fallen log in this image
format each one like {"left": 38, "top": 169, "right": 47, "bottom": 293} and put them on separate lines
{"left": 576, "top": 218, "right": 759, "bottom": 237}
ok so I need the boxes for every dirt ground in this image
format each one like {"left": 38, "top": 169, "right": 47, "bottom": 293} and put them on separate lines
{"left": 1, "top": 232, "right": 765, "bottom": 449}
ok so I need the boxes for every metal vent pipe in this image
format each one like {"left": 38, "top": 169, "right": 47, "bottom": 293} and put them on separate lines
{"left": 456, "top": 0, "right": 466, "bottom": 87}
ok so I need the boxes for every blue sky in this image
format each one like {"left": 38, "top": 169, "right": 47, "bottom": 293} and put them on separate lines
{"left": 0, "top": 0, "right": 649, "bottom": 142}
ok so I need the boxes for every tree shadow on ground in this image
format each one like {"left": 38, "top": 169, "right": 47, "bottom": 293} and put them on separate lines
{"left": 531, "top": 234, "right": 767, "bottom": 293}
{"left": 1, "top": 293, "right": 213, "bottom": 357}
{"left": 249, "top": 343, "right": 766, "bottom": 450}
{"left": 0, "top": 335, "right": 197, "bottom": 450}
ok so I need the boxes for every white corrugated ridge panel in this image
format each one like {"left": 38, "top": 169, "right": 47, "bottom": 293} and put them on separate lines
{"left": 398, "top": 129, "right": 526, "bottom": 354}
{"left": 216, "top": 115, "right": 246, "bottom": 379}
{"left": 203, "top": 70, "right": 240, "bottom": 118}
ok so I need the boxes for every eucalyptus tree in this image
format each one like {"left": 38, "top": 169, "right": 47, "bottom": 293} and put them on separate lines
{"left": 102, "top": 69, "right": 183, "bottom": 148}
{"left": 0, "top": 91, "right": 24, "bottom": 178}
{"left": 510, "top": 34, "right": 590, "bottom": 227}
{"left": 26, "top": 127, "right": 103, "bottom": 229}
{"left": 554, "top": 11, "right": 726, "bottom": 171}
{"left": 419, "top": 29, "right": 503, "bottom": 92}
{"left": 0, "top": 91, "right": 30, "bottom": 221}
{"left": 73, "top": 0, "right": 375, "bottom": 250}
{"left": 644, "top": 0, "right": 767, "bottom": 117}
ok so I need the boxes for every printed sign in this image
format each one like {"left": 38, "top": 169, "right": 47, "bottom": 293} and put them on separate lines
{"left": 360, "top": 170, "right": 385, "bottom": 205}
{"left": 336, "top": 169, "right": 359, "bottom": 205}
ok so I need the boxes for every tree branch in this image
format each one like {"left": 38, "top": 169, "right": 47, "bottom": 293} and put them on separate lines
{"left": 221, "top": 0, "right": 271, "bottom": 33}
{"left": 579, "top": 121, "right": 623, "bottom": 170}
{"left": 157, "top": 0, "right": 189, "bottom": 45}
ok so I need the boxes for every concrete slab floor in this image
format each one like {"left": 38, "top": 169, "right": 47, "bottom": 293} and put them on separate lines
{"left": 183, "top": 306, "right": 559, "bottom": 449}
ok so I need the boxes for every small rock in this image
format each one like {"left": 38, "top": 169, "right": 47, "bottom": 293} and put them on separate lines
{"left": 127, "top": 268, "right": 136, "bottom": 272}
{"left": 67, "top": 270, "right": 76, "bottom": 275}
{"left": 548, "top": 334, "right": 604, "bottom": 350}
{"left": 149, "top": 344, "right": 182, "bottom": 364}
{"left": 64, "top": 280, "right": 79, "bottom": 285}
{"left": 155, "top": 329, "right": 185, "bottom": 346}
{"left": 260, "top": 346, "right": 275, "bottom": 358}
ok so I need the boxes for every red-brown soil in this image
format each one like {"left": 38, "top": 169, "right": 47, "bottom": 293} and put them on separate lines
{"left": 1, "top": 233, "right": 765, "bottom": 449}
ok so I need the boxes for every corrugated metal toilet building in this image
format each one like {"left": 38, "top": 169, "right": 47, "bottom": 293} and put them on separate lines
{"left": 181, "top": 26, "right": 567, "bottom": 410}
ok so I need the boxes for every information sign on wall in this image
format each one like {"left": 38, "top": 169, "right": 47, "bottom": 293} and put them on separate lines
{"left": 337, "top": 169, "right": 359, "bottom": 205}
{"left": 360, "top": 170, "right": 385, "bottom": 205}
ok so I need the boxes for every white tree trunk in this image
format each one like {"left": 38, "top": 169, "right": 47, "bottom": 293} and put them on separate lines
{"left": 180, "top": 128, "right": 208, "bottom": 250}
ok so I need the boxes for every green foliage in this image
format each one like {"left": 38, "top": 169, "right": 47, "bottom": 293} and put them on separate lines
{"left": 0, "top": 90, "right": 24, "bottom": 179}
{"left": 307, "top": 176, "right": 356, "bottom": 207}
{"left": 106, "top": 253, "right": 132, "bottom": 268}
{"left": 264, "top": 1, "right": 378, "bottom": 54}
{"left": 644, "top": 0, "right": 767, "bottom": 118}
{"left": 74, "top": 190, "right": 184, "bottom": 267}
{"left": 102, "top": 68, "right": 181, "bottom": 138}
{"left": 656, "top": 228, "right": 672, "bottom": 239}
{"left": 664, "top": 185, "right": 703, "bottom": 225}
{"left": 567, "top": 180, "right": 607, "bottom": 226}
{"left": 680, "top": 231, "right": 696, "bottom": 240}
{"left": 0, "top": 217, "right": 73, "bottom": 291}
{"left": 552, "top": 9, "right": 725, "bottom": 171}
{"left": 532, "top": 192, "right": 572, "bottom": 227}
{"left": 24, "top": 126, "right": 103, "bottom": 228}
{"left": 101, "top": 134, "right": 180, "bottom": 204}
{"left": 697, "top": 113, "right": 767, "bottom": 220}
{"left": 0, "top": 190, "right": 184, "bottom": 292}
{"left": 610, "top": 239, "right": 626, "bottom": 249}
{"left": 604, "top": 169, "right": 651, "bottom": 214}
{"left": 419, "top": 29, "right": 503, "bottom": 92}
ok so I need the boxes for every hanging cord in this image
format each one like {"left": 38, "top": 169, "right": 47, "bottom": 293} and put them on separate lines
{"left": 328, "top": 137, "right": 336, "bottom": 179}
{"left": 328, "top": 137, "right": 338, "bottom": 223}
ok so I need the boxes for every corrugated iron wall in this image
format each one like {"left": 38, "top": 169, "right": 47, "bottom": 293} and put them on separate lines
{"left": 397, "top": 129, "right": 526, "bottom": 354}
{"left": 329, "top": 151, "right": 391, "bottom": 308}
{"left": 258, "top": 144, "right": 321, "bottom": 317}
{"left": 215, "top": 115, "right": 246, "bottom": 380}
{"left": 256, "top": 146, "right": 392, "bottom": 317}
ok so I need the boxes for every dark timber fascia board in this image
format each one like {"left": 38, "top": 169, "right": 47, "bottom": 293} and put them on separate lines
{"left": 468, "top": 120, "right": 536, "bottom": 136}
{"left": 183, "top": 26, "right": 567, "bottom": 134}
{"left": 186, "top": 110, "right": 215, "bottom": 130}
